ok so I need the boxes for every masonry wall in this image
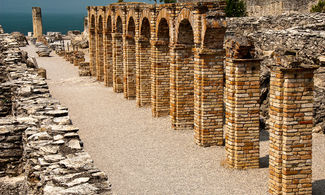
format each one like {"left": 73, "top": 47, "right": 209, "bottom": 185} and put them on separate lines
{"left": 0, "top": 30, "right": 111, "bottom": 195}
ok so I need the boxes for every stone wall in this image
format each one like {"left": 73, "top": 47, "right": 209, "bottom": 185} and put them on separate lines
{"left": 243, "top": 0, "right": 318, "bottom": 16}
{"left": 0, "top": 33, "right": 111, "bottom": 194}
{"left": 177, "top": 0, "right": 318, "bottom": 16}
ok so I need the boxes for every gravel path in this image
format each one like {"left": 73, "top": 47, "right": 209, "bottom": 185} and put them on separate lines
{"left": 22, "top": 45, "right": 325, "bottom": 195}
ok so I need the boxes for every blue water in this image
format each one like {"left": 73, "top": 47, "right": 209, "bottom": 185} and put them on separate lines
{"left": 0, "top": 12, "right": 86, "bottom": 35}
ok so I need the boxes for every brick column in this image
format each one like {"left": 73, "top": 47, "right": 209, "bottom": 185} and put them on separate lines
{"left": 225, "top": 57, "right": 261, "bottom": 169}
{"left": 104, "top": 22, "right": 113, "bottom": 87}
{"left": 112, "top": 33, "right": 124, "bottom": 93}
{"left": 170, "top": 44, "right": 195, "bottom": 130}
{"left": 124, "top": 35, "right": 136, "bottom": 99}
{"left": 269, "top": 67, "right": 315, "bottom": 194}
{"left": 96, "top": 31, "right": 104, "bottom": 81}
{"left": 194, "top": 49, "right": 224, "bottom": 146}
{"left": 89, "top": 29, "right": 96, "bottom": 76}
{"left": 151, "top": 40, "right": 170, "bottom": 117}
{"left": 136, "top": 37, "right": 151, "bottom": 106}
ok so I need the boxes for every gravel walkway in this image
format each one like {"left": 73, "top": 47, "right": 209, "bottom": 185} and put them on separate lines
{"left": 22, "top": 45, "right": 325, "bottom": 195}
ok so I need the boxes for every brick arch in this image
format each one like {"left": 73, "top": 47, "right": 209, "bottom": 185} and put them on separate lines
{"left": 156, "top": 8, "right": 171, "bottom": 37}
{"left": 175, "top": 8, "right": 194, "bottom": 42}
{"left": 139, "top": 8, "right": 152, "bottom": 34}
{"left": 114, "top": 9, "right": 124, "bottom": 33}
{"left": 106, "top": 15, "right": 112, "bottom": 34}
{"left": 90, "top": 14, "right": 96, "bottom": 29}
{"left": 126, "top": 8, "right": 136, "bottom": 33}
{"left": 97, "top": 14, "right": 104, "bottom": 31}
{"left": 127, "top": 16, "right": 136, "bottom": 37}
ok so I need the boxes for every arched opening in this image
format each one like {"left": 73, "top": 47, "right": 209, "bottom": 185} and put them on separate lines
{"left": 137, "top": 17, "right": 151, "bottom": 107}
{"left": 104, "top": 16, "right": 113, "bottom": 87}
{"left": 152, "top": 18, "right": 170, "bottom": 117}
{"left": 90, "top": 15, "right": 96, "bottom": 76}
{"left": 113, "top": 16, "right": 124, "bottom": 92}
{"left": 96, "top": 15, "right": 104, "bottom": 81}
{"left": 171, "top": 19, "right": 194, "bottom": 130}
{"left": 124, "top": 17, "right": 136, "bottom": 99}
{"left": 194, "top": 27, "right": 226, "bottom": 146}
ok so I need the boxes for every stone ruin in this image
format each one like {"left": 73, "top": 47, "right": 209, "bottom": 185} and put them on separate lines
{"left": 87, "top": 1, "right": 324, "bottom": 194}
{"left": 0, "top": 30, "right": 111, "bottom": 194}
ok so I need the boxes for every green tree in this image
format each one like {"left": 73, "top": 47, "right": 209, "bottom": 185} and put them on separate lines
{"left": 311, "top": 0, "right": 325, "bottom": 13}
{"left": 225, "top": 0, "right": 246, "bottom": 17}
{"left": 151, "top": 0, "right": 176, "bottom": 4}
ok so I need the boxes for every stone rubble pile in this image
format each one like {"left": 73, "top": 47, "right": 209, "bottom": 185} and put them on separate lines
{"left": 35, "top": 43, "right": 51, "bottom": 57}
{"left": 227, "top": 13, "right": 325, "bottom": 133}
{"left": 0, "top": 31, "right": 111, "bottom": 194}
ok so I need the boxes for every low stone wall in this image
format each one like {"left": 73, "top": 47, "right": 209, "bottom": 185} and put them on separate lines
{"left": 0, "top": 33, "right": 111, "bottom": 194}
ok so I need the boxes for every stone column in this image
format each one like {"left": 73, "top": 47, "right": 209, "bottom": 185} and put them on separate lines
{"left": 170, "top": 44, "right": 195, "bottom": 130}
{"left": 225, "top": 57, "right": 261, "bottom": 169}
{"left": 32, "top": 7, "right": 43, "bottom": 40}
{"left": 194, "top": 49, "right": 224, "bottom": 146}
{"left": 151, "top": 40, "right": 170, "bottom": 117}
{"left": 112, "top": 33, "right": 124, "bottom": 93}
{"left": 137, "top": 36, "right": 151, "bottom": 106}
{"left": 269, "top": 67, "right": 315, "bottom": 195}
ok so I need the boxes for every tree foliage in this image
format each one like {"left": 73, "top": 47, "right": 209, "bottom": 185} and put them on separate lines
{"left": 311, "top": 0, "right": 325, "bottom": 13}
{"left": 225, "top": 0, "right": 246, "bottom": 17}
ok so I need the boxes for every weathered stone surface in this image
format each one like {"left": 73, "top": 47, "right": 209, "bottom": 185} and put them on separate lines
{"left": 0, "top": 31, "right": 111, "bottom": 194}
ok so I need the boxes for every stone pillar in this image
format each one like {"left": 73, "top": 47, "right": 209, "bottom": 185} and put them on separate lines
{"left": 269, "top": 67, "right": 315, "bottom": 195}
{"left": 194, "top": 49, "right": 224, "bottom": 146}
{"left": 104, "top": 18, "right": 113, "bottom": 87}
{"left": 225, "top": 56, "right": 261, "bottom": 169}
{"left": 96, "top": 24, "right": 104, "bottom": 81}
{"left": 112, "top": 33, "right": 124, "bottom": 93}
{"left": 32, "top": 7, "right": 43, "bottom": 40}
{"left": 170, "top": 44, "right": 195, "bottom": 130}
{"left": 151, "top": 40, "right": 170, "bottom": 117}
{"left": 137, "top": 36, "right": 151, "bottom": 106}
{"left": 124, "top": 35, "right": 136, "bottom": 99}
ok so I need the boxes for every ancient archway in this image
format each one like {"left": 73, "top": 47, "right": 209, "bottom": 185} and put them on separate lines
{"left": 152, "top": 18, "right": 170, "bottom": 117}
{"left": 137, "top": 17, "right": 151, "bottom": 107}
{"left": 124, "top": 16, "right": 136, "bottom": 99}
{"left": 96, "top": 15, "right": 104, "bottom": 81}
{"left": 113, "top": 16, "right": 124, "bottom": 92}
{"left": 104, "top": 15, "right": 113, "bottom": 87}
{"left": 171, "top": 19, "right": 194, "bottom": 130}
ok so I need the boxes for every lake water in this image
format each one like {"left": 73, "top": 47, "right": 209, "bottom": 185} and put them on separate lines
{"left": 0, "top": 12, "right": 86, "bottom": 35}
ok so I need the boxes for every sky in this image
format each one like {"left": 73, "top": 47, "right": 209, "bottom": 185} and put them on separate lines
{"left": 0, "top": 0, "right": 152, "bottom": 14}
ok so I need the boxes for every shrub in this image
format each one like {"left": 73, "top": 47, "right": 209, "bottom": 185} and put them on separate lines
{"left": 225, "top": 0, "right": 246, "bottom": 17}
{"left": 311, "top": 0, "right": 325, "bottom": 13}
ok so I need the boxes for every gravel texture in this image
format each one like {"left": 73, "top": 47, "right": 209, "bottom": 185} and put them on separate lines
{"left": 22, "top": 45, "right": 325, "bottom": 195}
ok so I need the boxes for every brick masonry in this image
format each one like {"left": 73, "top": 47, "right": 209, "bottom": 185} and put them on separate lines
{"left": 87, "top": 2, "right": 318, "bottom": 194}
{"left": 269, "top": 67, "right": 315, "bottom": 194}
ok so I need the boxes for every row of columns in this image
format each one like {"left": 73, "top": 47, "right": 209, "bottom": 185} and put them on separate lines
{"left": 88, "top": 4, "right": 315, "bottom": 194}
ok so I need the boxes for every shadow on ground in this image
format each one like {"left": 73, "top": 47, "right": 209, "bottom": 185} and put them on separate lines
{"left": 313, "top": 179, "right": 325, "bottom": 195}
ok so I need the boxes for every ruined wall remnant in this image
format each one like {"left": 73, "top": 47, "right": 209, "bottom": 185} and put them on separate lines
{"left": 0, "top": 30, "right": 111, "bottom": 194}
{"left": 177, "top": 0, "right": 318, "bottom": 16}
{"left": 32, "top": 7, "right": 43, "bottom": 40}
{"left": 243, "top": 0, "right": 318, "bottom": 16}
